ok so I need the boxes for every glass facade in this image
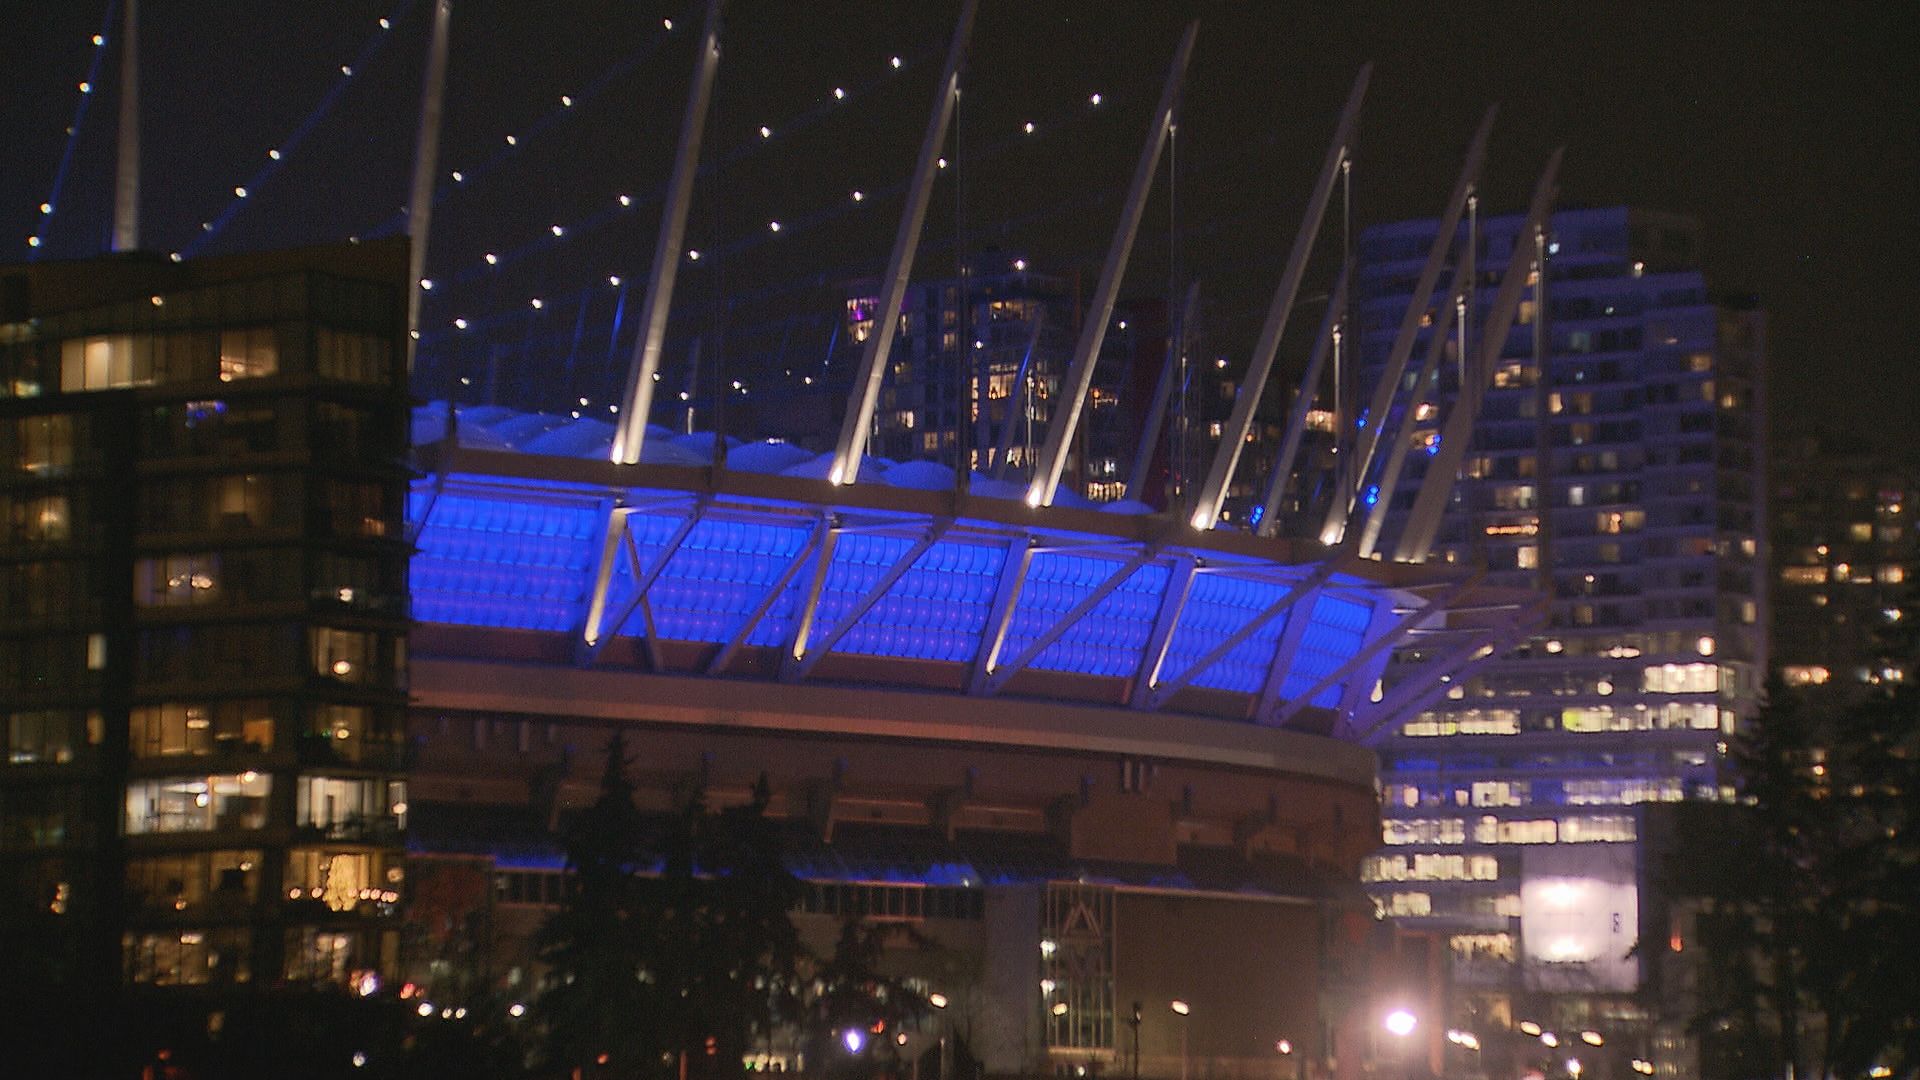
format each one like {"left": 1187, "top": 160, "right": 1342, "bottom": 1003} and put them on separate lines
{"left": 1354, "top": 208, "right": 1765, "bottom": 1020}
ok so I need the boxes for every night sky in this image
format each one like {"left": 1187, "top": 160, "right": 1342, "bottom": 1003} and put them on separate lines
{"left": 5, "top": 1, "right": 1914, "bottom": 437}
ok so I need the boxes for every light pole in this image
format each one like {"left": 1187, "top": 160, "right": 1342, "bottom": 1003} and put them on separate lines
{"left": 1170, "top": 1000, "right": 1191, "bottom": 1080}
{"left": 1130, "top": 1002, "right": 1143, "bottom": 1080}
{"left": 1383, "top": 1008, "right": 1418, "bottom": 1079}
{"left": 929, "top": 992, "right": 950, "bottom": 1080}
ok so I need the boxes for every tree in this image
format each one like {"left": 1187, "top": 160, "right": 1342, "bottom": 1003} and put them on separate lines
{"left": 798, "top": 919, "right": 937, "bottom": 1080}
{"left": 1688, "top": 586, "right": 1920, "bottom": 1077}
{"left": 536, "top": 732, "right": 664, "bottom": 1075}
{"left": 536, "top": 737, "right": 804, "bottom": 1079}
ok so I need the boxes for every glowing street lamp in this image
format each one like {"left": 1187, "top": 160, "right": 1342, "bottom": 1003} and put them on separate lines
{"left": 1169, "top": 1001, "right": 1191, "bottom": 1080}
{"left": 1383, "top": 1009, "right": 1417, "bottom": 1038}
{"left": 841, "top": 1029, "right": 866, "bottom": 1055}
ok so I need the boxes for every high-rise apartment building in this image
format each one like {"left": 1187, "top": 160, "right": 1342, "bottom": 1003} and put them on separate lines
{"left": 1352, "top": 207, "right": 1766, "bottom": 1048}
{"left": 0, "top": 241, "right": 412, "bottom": 999}
{"left": 1770, "top": 429, "right": 1918, "bottom": 695}
{"left": 842, "top": 255, "right": 1168, "bottom": 502}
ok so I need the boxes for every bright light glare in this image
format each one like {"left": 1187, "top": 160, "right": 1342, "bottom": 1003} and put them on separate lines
{"left": 1383, "top": 1009, "right": 1417, "bottom": 1037}
{"left": 1169, "top": 1000, "right": 1190, "bottom": 1017}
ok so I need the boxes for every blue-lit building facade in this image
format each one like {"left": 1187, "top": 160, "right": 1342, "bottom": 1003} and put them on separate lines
{"left": 398, "top": 406, "right": 1534, "bottom": 1078}
{"left": 1353, "top": 206, "right": 1766, "bottom": 1063}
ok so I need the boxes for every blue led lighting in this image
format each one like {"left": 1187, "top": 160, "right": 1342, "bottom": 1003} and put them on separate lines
{"left": 999, "top": 554, "right": 1167, "bottom": 677}
{"left": 1278, "top": 594, "right": 1375, "bottom": 708}
{"left": 408, "top": 474, "right": 1401, "bottom": 716}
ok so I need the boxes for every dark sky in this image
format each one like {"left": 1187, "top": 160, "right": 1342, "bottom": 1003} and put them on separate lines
{"left": 5, "top": 0, "right": 1915, "bottom": 435}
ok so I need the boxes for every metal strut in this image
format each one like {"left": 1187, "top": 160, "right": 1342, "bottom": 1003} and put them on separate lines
{"left": 1393, "top": 149, "right": 1563, "bottom": 563}
{"left": 611, "top": 0, "right": 725, "bottom": 463}
{"left": 1254, "top": 269, "right": 1348, "bottom": 537}
{"left": 1322, "top": 106, "right": 1496, "bottom": 543}
{"left": 112, "top": 0, "right": 141, "bottom": 253}
{"left": 1125, "top": 281, "right": 1201, "bottom": 502}
{"left": 989, "top": 309, "right": 1047, "bottom": 481}
{"left": 404, "top": 0, "right": 453, "bottom": 373}
{"left": 831, "top": 0, "right": 981, "bottom": 485}
{"left": 1190, "top": 66, "right": 1371, "bottom": 531}
{"left": 1354, "top": 261, "right": 1470, "bottom": 558}
{"left": 1027, "top": 23, "right": 1200, "bottom": 509}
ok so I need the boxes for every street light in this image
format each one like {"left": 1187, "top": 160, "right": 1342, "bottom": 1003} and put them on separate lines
{"left": 1129, "top": 1002, "right": 1143, "bottom": 1080}
{"left": 1169, "top": 1001, "right": 1191, "bottom": 1080}
{"left": 928, "top": 992, "right": 950, "bottom": 1080}
{"left": 1384, "top": 1009, "right": 1418, "bottom": 1038}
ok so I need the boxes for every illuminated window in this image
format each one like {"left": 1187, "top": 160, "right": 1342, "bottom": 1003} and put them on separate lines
{"left": 1379, "top": 892, "right": 1432, "bottom": 918}
{"left": 1560, "top": 815, "right": 1636, "bottom": 843}
{"left": 9, "top": 414, "right": 75, "bottom": 477}
{"left": 286, "top": 849, "right": 401, "bottom": 911}
{"left": 1780, "top": 566, "right": 1828, "bottom": 585}
{"left": 1879, "top": 565, "right": 1906, "bottom": 584}
{"left": 60, "top": 334, "right": 149, "bottom": 392}
{"left": 2, "top": 493, "right": 69, "bottom": 543}
{"left": 135, "top": 553, "right": 222, "bottom": 607}
{"left": 125, "top": 773, "right": 273, "bottom": 834}
{"left": 295, "top": 776, "right": 405, "bottom": 838}
{"left": 1471, "top": 781, "right": 1524, "bottom": 808}
{"left": 1449, "top": 933, "right": 1515, "bottom": 962}
{"left": 1851, "top": 523, "right": 1874, "bottom": 541}
{"left": 311, "top": 628, "right": 372, "bottom": 682}
{"left": 1643, "top": 662, "right": 1718, "bottom": 693}
{"left": 127, "top": 850, "right": 263, "bottom": 916}
{"left": 218, "top": 328, "right": 278, "bottom": 381}
{"left": 130, "top": 702, "right": 274, "bottom": 758}
{"left": 1781, "top": 665, "right": 1830, "bottom": 686}
{"left": 1475, "top": 817, "right": 1557, "bottom": 844}
{"left": 1383, "top": 818, "right": 1467, "bottom": 845}
{"left": 125, "top": 928, "right": 252, "bottom": 986}
{"left": 6, "top": 710, "right": 88, "bottom": 764}
{"left": 1362, "top": 853, "right": 1498, "bottom": 883}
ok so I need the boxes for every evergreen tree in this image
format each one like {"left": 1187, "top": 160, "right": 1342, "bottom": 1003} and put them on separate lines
{"left": 537, "top": 740, "right": 803, "bottom": 1079}
{"left": 1700, "top": 582, "right": 1920, "bottom": 1076}
{"left": 798, "top": 919, "right": 936, "bottom": 1080}
{"left": 535, "top": 732, "right": 664, "bottom": 1075}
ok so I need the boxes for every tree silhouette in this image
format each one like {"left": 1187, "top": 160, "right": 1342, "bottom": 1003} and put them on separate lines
{"left": 536, "top": 736, "right": 803, "bottom": 1079}
{"left": 1683, "top": 583, "right": 1920, "bottom": 1076}
{"left": 798, "top": 919, "right": 936, "bottom": 1080}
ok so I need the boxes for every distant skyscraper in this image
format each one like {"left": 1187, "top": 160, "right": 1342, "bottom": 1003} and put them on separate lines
{"left": 840, "top": 254, "right": 1171, "bottom": 503}
{"left": 1353, "top": 206, "right": 1766, "bottom": 1045}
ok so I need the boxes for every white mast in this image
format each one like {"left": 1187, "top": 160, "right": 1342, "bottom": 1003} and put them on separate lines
{"left": 111, "top": 0, "right": 140, "bottom": 252}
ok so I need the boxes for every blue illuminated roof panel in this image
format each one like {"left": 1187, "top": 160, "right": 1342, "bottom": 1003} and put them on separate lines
{"left": 404, "top": 468, "right": 1430, "bottom": 723}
